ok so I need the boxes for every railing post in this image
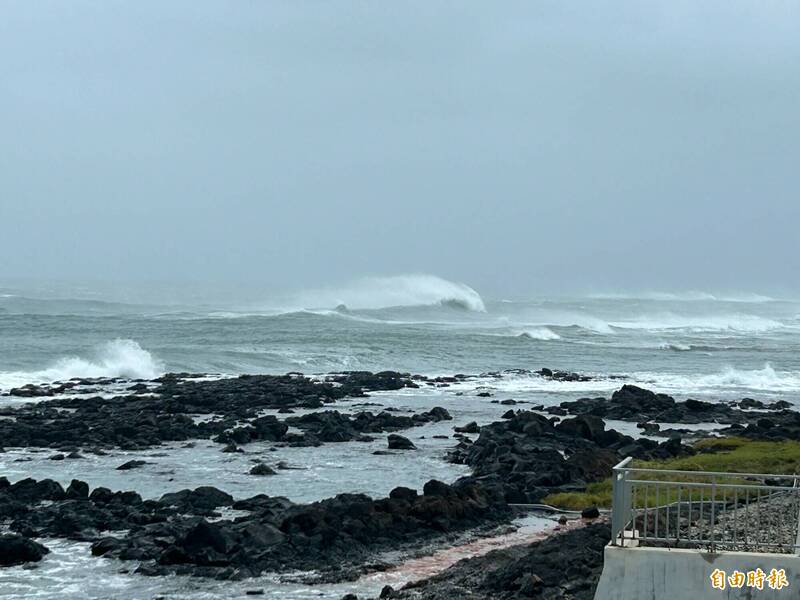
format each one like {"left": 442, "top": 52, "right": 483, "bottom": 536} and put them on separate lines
{"left": 794, "top": 476, "right": 800, "bottom": 556}
{"left": 710, "top": 475, "right": 716, "bottom": 553}
{"left": 611, "top": 458, "right": 632, "bottom": 547}
{"left": 611, "top": 468, "right": 621, "bottom": 546}
{"left": 609, "top": 465, "right": 800, "bottom": 553}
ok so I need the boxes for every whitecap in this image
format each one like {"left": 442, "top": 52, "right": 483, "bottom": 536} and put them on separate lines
{"left": 516, "top": 327, "right": 561, "bottom": 341}
{"left": 657, "top": 342, "right": 693, "bottom": 351}
{"left": 0, "top": 339, "right": 163, "bottom": 390}
{"left": 632, "top": 364, "right": 800, "bottom": 395}
{"left": 608, "top": 313, "right": 782, "bottom": 333}
{"left": 589, "top": 291, "right": 776, "bottom": 303}
{"left": 290, "top": 274, "right": 486, "bottom": 312}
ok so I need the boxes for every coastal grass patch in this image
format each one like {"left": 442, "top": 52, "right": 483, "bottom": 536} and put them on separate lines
{"left": 541, "top": 480, "right": 613, "bottom": 511}
{"left": 542, "top": 437, "right": 800, "bottom": 511}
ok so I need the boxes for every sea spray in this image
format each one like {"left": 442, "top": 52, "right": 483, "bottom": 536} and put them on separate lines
{"left": 0, "top": 339, "right": 162, "bottom": 389}
{"left": 291, "top": 274, "right": 486, "bottom": 312}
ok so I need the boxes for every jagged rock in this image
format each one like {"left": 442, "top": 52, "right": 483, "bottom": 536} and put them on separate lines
{"left": 0, "top": 534, "right": 50, "bottom": 566}
{"left": 0, "top": 372, "right": 419, "bottom": 451}
{"left": 65, "top": 480, "right": 89, "bottom": 499}
{"left": 581, "top": 506, "right": 600, "bottom": 519}
{"left": 387, "top": 434, "right": 416, "bottom": 450}
{"left": 249, "top": 464, "right": 276, "bottom": 476}
{"left": 160, "top": 487, "right": 234, "bottom": 512}
{"left": 116, "top": 460, "right": 148, "bottom": 471}
{"left": 454, "top": 422, "right": 480, "bottom": 434}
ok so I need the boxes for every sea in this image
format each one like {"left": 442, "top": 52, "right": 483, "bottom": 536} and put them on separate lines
{"left": 1, "top": 274, "right": 799, "bottom": 599}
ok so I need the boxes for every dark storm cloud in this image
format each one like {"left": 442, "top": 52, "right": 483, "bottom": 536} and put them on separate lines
{"left": 1, "top": 1, "right": 798, "bottom": 297}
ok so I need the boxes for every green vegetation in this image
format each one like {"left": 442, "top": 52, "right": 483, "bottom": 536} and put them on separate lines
{"left": 543, "top": 437, "right": 800, "bottom": 511}
{"left": 543, "top": 480, "right": 613, "bottom": 511}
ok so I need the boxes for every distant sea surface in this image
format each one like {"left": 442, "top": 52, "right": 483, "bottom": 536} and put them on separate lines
{"left": 1, "top": 275, "right": 799, "bottom": 401}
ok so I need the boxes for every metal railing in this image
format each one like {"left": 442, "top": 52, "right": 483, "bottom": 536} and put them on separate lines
{"left": 610, "top": 457, "right": 800, "bottom": 554}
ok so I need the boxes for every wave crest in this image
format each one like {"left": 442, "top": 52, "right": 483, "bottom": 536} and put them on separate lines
{"left": 517, "top": 327, "right": 561, "bottom": 340}
{"left": 657, "top": 342, "right": 693, "bottom": 352}
{"left": 294, "top": 275, "right": 486, "bottom": 312}
{"left": 0, "top": 339, "right": 163, "bottom": 389}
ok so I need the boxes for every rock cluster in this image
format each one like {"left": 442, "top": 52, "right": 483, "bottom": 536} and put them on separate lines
{"left": 0, "top": 371, "right": 419, "bottom": 450}
{"left": 449, "top": 410, "right": 693, "bottom": 504}
{"left": 556, "top": 384, "right": 800, "bottom": 439}
{"left": 216, "top": 407, "right": 452, "bottom": 447}
{"left": 0, "top": 474, "right": 508, "bottom": 579}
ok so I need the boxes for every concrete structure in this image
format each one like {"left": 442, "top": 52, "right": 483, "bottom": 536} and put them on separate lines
{"left": 595, "top": 542, "right": 800, "bottom": 599}
{"left": 596, "top": 458, "right": 800, "bottom": 599}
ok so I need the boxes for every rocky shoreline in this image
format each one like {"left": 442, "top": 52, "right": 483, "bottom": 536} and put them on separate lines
{"left": 1, "top": 370, "right": 799, "bottom": 598}
{"left": 375, "top": 523, "right": 610, "bottom": 600}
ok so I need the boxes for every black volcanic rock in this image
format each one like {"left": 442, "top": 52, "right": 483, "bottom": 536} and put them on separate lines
{"left": 387, "top": 434, "right": 416, "bottom": 450}
{"left": 66, "top": 479, "right": 90, "bottom": 499}
{"left": 89, "top": 479, "right": 509, "bottom": 579}
{"left": 277, "top": 407, "right": 452, "bottom": 447}
{"left": 448, "top": 408, "right": 693, "bottom": 504}
{"left": 0, "top": 534, "right": 50, "bottom": 566}
{"left": 384, "top": 523, "right": 610, "bottom": 600}
{"left": 116, "top": 460, "right": 148, "bottom": 471}
{"left": 454, "top": 422, "right": 480, "bottom": 434}
{"left": 160, "top": 487, "right": 234, "bottom": 513}
{"left": 581, "top": 506, "right": 600, "bottom": 519}
{"left": 249, "top": 464, "right": 277, "bottom": 476}
{"left": 0, "top": 371, "right": 420, "bottom": 451}
{"left": 557, "top": 385, "right": 800, "bottom": 436}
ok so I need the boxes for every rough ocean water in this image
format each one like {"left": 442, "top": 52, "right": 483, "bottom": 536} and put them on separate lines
{"left": 1, "top": 275, "right": 800, "bottom": 599}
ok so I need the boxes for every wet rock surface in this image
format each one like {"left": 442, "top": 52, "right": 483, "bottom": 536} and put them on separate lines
{"left": 3, "top": 374, "right": 795, "bottom": 589}
{"left": 376, "top": 523, "right": 610, "bottom": 600}
{"left": 0, "top": 472, "right": 509, "bottom": 579}
{"left": 96, "top": 480, "right": 510, "bottom": 579}
{"left": 558, "top": 384, "right": 800, "bottom": 432}
{"left": 0, "top": 371, "right": 420, "bottom": 450}
{"left": 0, "top": 533, "right": 51, "bottom": 566}
{"left": 210, "top": 407, "right": 452, "bottom": 448}
{"left": 449, "top": 410, "right": 694, "bottom": 504}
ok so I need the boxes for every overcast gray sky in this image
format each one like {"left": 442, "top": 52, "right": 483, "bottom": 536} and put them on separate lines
{"left": 2, "top": 1, "right": 798, "bottom": 297}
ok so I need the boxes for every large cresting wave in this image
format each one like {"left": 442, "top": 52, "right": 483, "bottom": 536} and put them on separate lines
{"left": 0, "top": 339, "right": 163, "bottom": 389}
{"left": 294, "top": 274, "right": 486, "bottom": 312}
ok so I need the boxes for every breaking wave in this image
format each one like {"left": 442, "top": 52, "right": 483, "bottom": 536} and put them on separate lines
{"left": 517, "top": 327, "right": 561, "bottom": 341}
{"left": 657, "top": 342, "right": 693, "bottom": 352}
{"left": 292, "top": 275, "right": 486, "bottom": 312}
{"left": 0, "top": 339, "right": 163, "bottom": 389}
{"left": 634, "top": 364, "right": 800, "bottom": 394}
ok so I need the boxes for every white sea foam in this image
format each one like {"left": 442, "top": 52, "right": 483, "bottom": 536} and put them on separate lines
{"left": 590, "top": 291, "right": 776, "bottom": 303}
{"left": 657, "top": 342, "right": 693, "bottom": 351}
{"left": 608, "top": 313, "right": 782, "bottom": 333}
{"left": 0, "top": 339, "right": 163, "bottom": 390}
{"left": 453, "top": 364, "right": 800, "bottom": 400}
{"left": 517, "top": 311, "right": 614, "bottom": 334}
{"left": 517, "top": 327, "right": 561, "bottom": 340}
{"left": 293, "top": 274, "right": 486, "bottom": 312}
{"left": 631, "top": 364, "right": 800, "bottom": 395}
{"left": 465, "top": 372, "right": 623, "bottom": 394}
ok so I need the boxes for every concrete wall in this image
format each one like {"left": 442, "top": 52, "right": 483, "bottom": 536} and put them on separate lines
{"left": 594, "top": 545, "right": 800, "bottom": 600}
